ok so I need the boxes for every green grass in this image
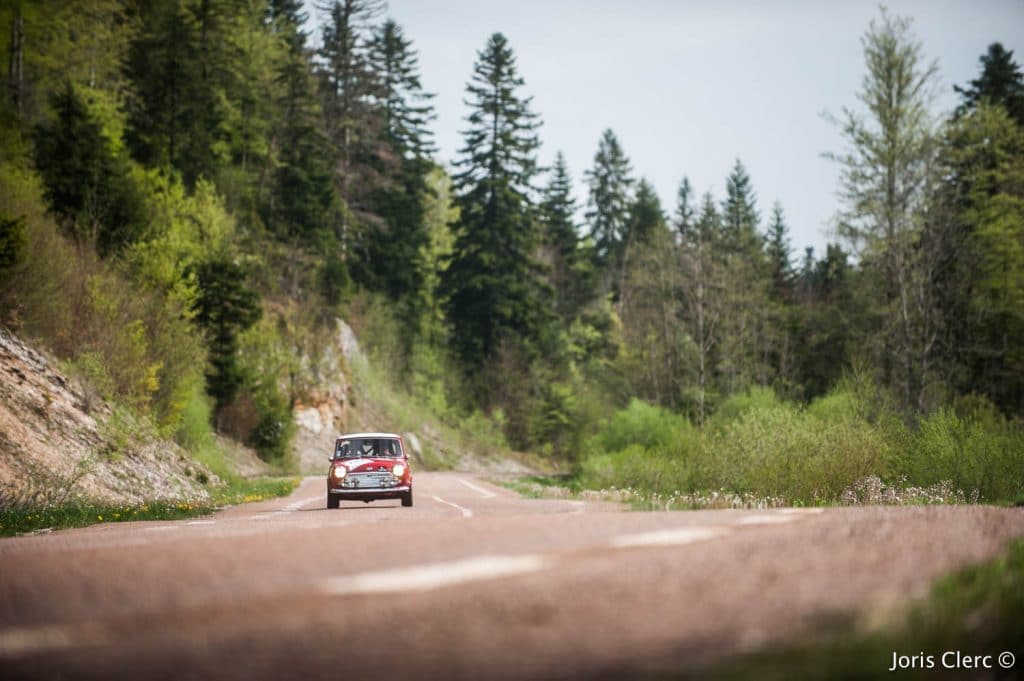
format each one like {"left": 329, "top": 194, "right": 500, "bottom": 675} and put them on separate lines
{"left": 0, "top": 477, "right": 298, "bottom": 537}
{"left": 686, "top": 540, "right": 1024, "bottom": 680}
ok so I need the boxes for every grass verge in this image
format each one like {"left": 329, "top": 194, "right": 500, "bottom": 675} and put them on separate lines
{"left": 0, "top": 477, "right": 299, "bottom": 537}
{"left": 680, "top": 539, "right": 1024, "bottom": 680}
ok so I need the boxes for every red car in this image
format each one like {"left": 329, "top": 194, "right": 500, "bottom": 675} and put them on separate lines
{"left": 327, "top": 432, "right": 413, "bottom": 509}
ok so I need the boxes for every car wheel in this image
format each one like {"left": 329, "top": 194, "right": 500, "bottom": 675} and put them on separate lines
{"left": 327, "top": 493, "right": 340, "bottom": 509}
{"left": 402, "top": 488, "right": 413, "bottom": 507}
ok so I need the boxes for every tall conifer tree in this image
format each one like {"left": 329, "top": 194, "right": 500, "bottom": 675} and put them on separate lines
{"left": 441, "top": 32, "right": 549, "bottom": 371}
{"left": 584, "top": 129, "right": 633, "bottom": 271}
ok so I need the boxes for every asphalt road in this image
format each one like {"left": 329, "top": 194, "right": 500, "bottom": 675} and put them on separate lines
{"left": 2, "top": 473, "right": 1023, "bottom": 680}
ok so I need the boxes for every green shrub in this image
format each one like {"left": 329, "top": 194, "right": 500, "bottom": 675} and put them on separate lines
{"left": 175, "top": 384, "right": 216, "bottom": 453}
{"left": 897, "top": 409, "right": 1024, "bottom": 502}
{"left": 579, "top": 444, "right": 690, "bottom": 495}
{"left": 0, "top": 213, "right": 26, "bottom": 280}
{"left": 591, "top": 398, "right": 696, "bottom": 454}
{"left": 700, "top": 404, "right": 893, "bottom": 501}
{"left": 708, "top": 387, "right": 783, "bottom": 427}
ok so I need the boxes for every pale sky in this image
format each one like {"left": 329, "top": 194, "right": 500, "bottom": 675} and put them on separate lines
{"left": 307, "top": 1, "right": 1024, "bottom": 259}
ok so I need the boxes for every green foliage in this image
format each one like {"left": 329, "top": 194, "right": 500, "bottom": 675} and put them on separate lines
{"left": 955, "top": 42, "right": 1024, "bottom": 125}
{"left": 33, "top": 82, "right": 145, "bottom": 255}
{"left": 191, "top": 256, "right": 262, "bottom": 412}
{"left": 592, "top": 398, "right": 695, "bottom": 454}
{"left": 442, "top": 32, "right": 551, "bottom": 374}
{"left": 247, "top": 385, "right": 294, "bottom": 462}
{"left": 708, "top": 387, "right": 783, "bottom": 425}
{"left": 578, "top": 380, "right": 1023, "bottom": 504}
{"left": 585, "top": 128, "right": 634, "bottom": 271}
{"left": 0, "top": 213, "right": 26, "bottom": 281}
{"left": 897, "top": 409, "right": 1024, "bottom": 502}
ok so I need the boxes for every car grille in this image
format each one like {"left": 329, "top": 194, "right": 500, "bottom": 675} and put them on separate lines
{"left": 343, "top": 472, "right": 394, "bottom": 489}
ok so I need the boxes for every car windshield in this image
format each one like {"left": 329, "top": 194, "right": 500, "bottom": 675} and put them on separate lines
{"left": 334, "top": 438, "right": 402, "bottom": 459}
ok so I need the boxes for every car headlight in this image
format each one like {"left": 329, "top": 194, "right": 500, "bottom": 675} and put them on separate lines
{"left": 392, "top": 463, "right": 406, "bottom": 478}
{"left": 332, "top": 465, "right": 347, "bottom": 479}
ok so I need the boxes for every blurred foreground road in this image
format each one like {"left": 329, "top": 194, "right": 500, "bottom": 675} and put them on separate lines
{"left": 2, "top": 473, "right": 1023, "bottom": 680}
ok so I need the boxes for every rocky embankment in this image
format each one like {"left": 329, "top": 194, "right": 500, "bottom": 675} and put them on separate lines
{"left": 0, "top": 328, "right": 218, "bottom": 507}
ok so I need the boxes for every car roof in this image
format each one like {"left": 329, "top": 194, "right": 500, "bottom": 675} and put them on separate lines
{"left": 337, "top": 432, "right": 402, "bottom": 439}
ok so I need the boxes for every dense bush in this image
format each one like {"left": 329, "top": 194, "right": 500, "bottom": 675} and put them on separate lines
{"left": 578, "top": 384, "right": 1024, "bottom": 504}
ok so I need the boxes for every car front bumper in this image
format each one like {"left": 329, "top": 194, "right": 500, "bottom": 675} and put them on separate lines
{"left": 329, "top": 485, "right": 410, "bottom": 496}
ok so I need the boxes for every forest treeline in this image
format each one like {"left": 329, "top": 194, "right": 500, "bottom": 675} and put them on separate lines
{"left": 0, "top": 2, "right": 1022, "bottom": 484}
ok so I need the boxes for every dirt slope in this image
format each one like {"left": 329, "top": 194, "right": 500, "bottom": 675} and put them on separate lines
{"left": 0, "top": 328, "right": 217, "bottom": 506}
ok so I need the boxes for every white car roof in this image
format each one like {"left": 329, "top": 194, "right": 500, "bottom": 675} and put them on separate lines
{"left": 337, "top": 432, "right": 402, "bottom": 439}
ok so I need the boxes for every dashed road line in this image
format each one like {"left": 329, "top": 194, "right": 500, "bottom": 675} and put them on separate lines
{"left": 735, "top": 514, "right": 800, "bottom": 526}
{"left": 433, "top": 495, "right": 473, "bottom": 518}
{"left": 249, "top": 495, "right": 322, "bottom": 521}
{"left": 458, "top": 478, "right": 497, "bottom": 498}
{"left": 609, "top": 527, "right": 725, "bottom": 548}
{"left": 319, "top": 554, "right": 551, "bottom": 596}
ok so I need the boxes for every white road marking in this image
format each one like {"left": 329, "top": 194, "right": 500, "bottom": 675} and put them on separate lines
{"left": 186, "top": 520, "right": 216, "bottom": 526}
{"left": 320, "top": 554, "right": 551, "bottom": 596}
{"left": 569, "top": 500, "right": 586, "bottom": 514}
{"left": 433, "top": 496, "right": 473, "bottom": 518}
{"left": 736, "top": 514, "right": 800, "bottom": 525}
{"left": 609, "top": 527, "right": 726, "bottom": 548}
{"left": 458, "top": 478, "right": 497, "bottom": 498}
{"left": 0, "top": 624, "right": 76, "bottom": 658}
{"left": 779, "top": 508, "right": 824, "bottom": 515}
{"left": 144, "top": 525, "right": 180, "bottom": 532}
{"left": 250, "top": 495, "right": 322, "bottom": 521}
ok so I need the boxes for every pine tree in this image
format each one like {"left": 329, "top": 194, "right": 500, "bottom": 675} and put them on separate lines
{"left": 125, "top": 0, "right": 233, "bottom": 188}
{"left": 584, "top": 129, "right": 633, "bottom": 271}
{"left": 718, "top": 160, "right": 773, "bottom": 391}
{"left": 673, "top": 176, "right": 696, "bottom": 243}
{"left": 266, "top": 0, "right": 339, "bottom": 240}
{"left": 191, "top": 256, "right": 262, "bottom": 418}
{"left": 765, "top": 202, "right": 793, "bottom": 298}
{"left": 359, "top": 18, "right": 436, "bottom": 302}
{"left": 539, "top": 151, "right": 585, "bottom": 319}
{"left": 33, "top": 82, "right": 145, "bottom": 255}
{"left": 721, "top": 159, "right": 761, "bottom": 256}
{"left": 955, "top": 43, "right": 1024, "bottom": 126}
{"left": 317, "top": 0, "right": 383, "bottom": 237}
{"left": 441, "top": 32, "right": 549, "bottom": 371}
{"left": 625, "top": 178, "right": 666, "bottom": 246}
{"left": 368, "top": 19, "right": 435, "bottom": 160}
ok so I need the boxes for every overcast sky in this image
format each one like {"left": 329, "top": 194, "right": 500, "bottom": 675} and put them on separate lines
{"left": 307, "top": 1, "right": 1024, "bottom": 257}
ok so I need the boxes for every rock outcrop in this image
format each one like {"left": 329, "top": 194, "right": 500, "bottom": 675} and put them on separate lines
{"left": 0, "top": 328, "right": 218, "bottom": 507}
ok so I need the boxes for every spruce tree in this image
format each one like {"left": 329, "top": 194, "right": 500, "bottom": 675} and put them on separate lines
{"left": 359, "top": 18, "right": 436, "bottom": 302}
{"left": 441, "top": 32, "right": 549, "bottom": 371}
{"left": 539, "top": 152, "right": 584, "bottom": 319}
{"left": 955, "top": 43, "right": 1024, "bottom": 125}
{"left": 34, "top": 82, "right": 145, "bottom": 255}
{"left": 584, "top": 129, "right": 633, "bottom": 270}
{"left": 267, "top": 1, "right": 339, "bottom": 240}
{"left": 368, "top": 19, "right": 435, "bottom": 159}
{"left": 765, "top": 201, "right": 794, "bottom": 298}
{"left": 317, "top": 0, "right": 383, "bottom": 233}
{"left": 625, "top": 178, "right": 666, "bottom": 246}
{"left": 721, "top": 159, "right": 762, "bottom": 256}
{"left": 125, "top": 0, "right": 233, "bottom": 188}
{"left": 673, "top": 176, "right": 696, "bottom": 243}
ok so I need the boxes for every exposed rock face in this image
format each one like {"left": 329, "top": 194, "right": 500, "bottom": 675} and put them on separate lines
{"left": 291, "top": 318, "right": 358, "bottom": 474}
{"left": 0, "top": 328, "right": 218, "bottom": 507}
